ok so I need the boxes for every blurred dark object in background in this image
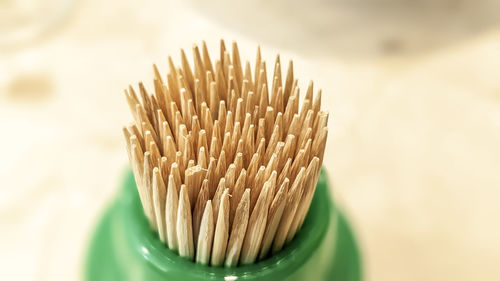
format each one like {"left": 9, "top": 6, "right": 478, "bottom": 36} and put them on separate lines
{"left": 189, "top": 0, "right": 500, "bottom": 58}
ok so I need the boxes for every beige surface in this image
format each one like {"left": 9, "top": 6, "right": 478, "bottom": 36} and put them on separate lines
{"left": 0, "top": 0, "right": 499, "bottom": 280}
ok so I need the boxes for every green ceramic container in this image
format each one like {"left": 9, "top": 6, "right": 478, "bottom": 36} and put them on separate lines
{"left": 85, "top": 168, "right": 362, "bottom": 280}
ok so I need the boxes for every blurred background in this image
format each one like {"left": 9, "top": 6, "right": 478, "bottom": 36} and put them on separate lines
{"left": 1, "top": 0, "right": 499, "bottom": 280}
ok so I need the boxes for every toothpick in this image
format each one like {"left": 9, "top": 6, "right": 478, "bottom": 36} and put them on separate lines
{"left": 286, "top": 157, "right": 320, "bottom": 241}
{"left": 166, "top": 175, "right": 179, "bottom": 251}
{"left": 142, "top": 152, "right": 157, "bottom": 230}
{"left": 272, "top": 167, "right": 306, "bottom": 253}
{"left": 152, "top": 168, "right": 167, "bottom": 243}
{"left": 177, "top": 184, "right": 194, "bottom": 260}
{"left": 240, "top": 177, "right": 273, "bottom": 264}
{"left": 259, "top": 178, "right": 289, "bottom": 259}
{"left": 196, "top": 200, "right": 214, "bottom": 265}
{"left": 193, "top": 179, "right": 209, "bottom": 243}
{"left": 225, "top": 189, "right": 250, "bottom": 267}
{"left": 211, "top": 189, "right": 230, "bottom": 266}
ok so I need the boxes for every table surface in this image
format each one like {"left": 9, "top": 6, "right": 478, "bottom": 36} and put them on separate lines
{"left": 0, "top": 0, "right": 499, "bottom": 280}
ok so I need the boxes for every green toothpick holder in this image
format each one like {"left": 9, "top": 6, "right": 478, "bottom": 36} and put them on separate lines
{"left": 85, "top": 168, "right": 362, "bottom": 280}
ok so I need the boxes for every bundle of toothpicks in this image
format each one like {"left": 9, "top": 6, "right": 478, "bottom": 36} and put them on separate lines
{"left": 123, "top": 40, "right": 328, "bottom": 267}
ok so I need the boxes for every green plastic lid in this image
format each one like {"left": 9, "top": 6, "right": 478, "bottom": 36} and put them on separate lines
{"left": 85, "top": 168, "right": 362, "bottom": 280}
